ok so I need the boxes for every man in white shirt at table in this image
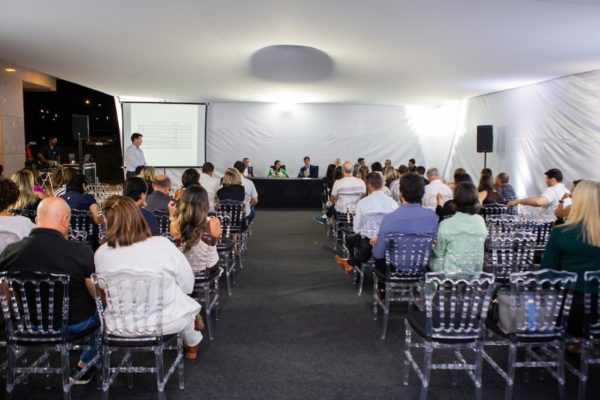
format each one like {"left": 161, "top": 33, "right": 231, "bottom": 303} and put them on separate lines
{"left": 124, "top": 133, "right": 147, "bottom": 179}
{"left": 507, "top": 168, "right": 569, "bottom": 219}
{"left": 422, "top": 167, "right": 453, "bottom": 210}
{"left": 335, "top": 172, "right": 398, "bottom": 273}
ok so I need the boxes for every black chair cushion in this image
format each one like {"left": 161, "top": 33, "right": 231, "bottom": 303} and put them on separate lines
{"left": 407, "top": 306, "right": 479, "bottom": 344}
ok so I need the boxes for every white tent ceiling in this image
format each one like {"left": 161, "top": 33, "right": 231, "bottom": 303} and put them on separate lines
{"left": 2, "top": 0, "right": 600, "bottom": 106}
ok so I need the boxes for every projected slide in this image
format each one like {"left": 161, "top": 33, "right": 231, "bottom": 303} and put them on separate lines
{"left": 122, "top": 102, "right": 206, "bottom": 167}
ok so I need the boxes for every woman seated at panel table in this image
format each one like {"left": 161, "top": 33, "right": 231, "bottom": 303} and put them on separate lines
{"left": 267, "top": 160, "right": 289, "bottom": 178}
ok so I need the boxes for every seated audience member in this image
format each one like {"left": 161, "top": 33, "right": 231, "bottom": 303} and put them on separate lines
{"left": 383, "top": 166, "right": 397, "bottom": 188}
{"left": 298, "top": 156, "right": 319, "bottom": 178}
{"left": 175, "top": 168, "right": 200, "bottom": 200}
{"left": 242, "top": 157, "right": 254, "bottom": 177}
{"left": 507, "top": 168, "right": 569, "bottom": 219}
{"left": 397, "top": 164, "right": 409, "bottom": 176}
{"left": 234, "top": 161, "right": 258, "bottom": 222}
{"left": 268, "top": 160, "right": 289, "bottom": 178}
{"left": 436, "top": 172, "right": 474, "bottom": 221}
{"left": 495, "top": 172, "right": 516, "bottom": 202}
{"left": 335, "top": 172, "right": 398, "bottom": 273}
{"left": 169, "top": 185, "right": 221, "bottom": 276}
{"left": 554, "top": 179, "right": 581, "bottom": 222}
{"left": 480, "top": 168, "right": 493, "bottom": 178}
{"left": 200, "top": 162, "right": 220, "bottom": 211}
{"left": 217, "top": 168, "right": 245, "bottom": 206}
{"left": 371, "top": 162, "right": 383, "bottom": 175}
{"left": 357, "top": 158, "right": 366, "bottom": 167}
{"left": 422, "top": 167, "right": 453, "bottom": 211}
{"left": 431, "top": 182, "right": 487, "bottom": 273}
{"left": 447, "top": 167, "right": 467, "bottom": 191}
{"left": 542, "top": 180, "right": 600, "bottom": 337}
{"left": 358, "top": 165, "right": 369, "bottom": 181}
{"left": 478, "top": 174, "right": 504, "bottom": 205}
{"left": 134, "top": 165, "right": 145, "bottom": 176}
{"left": 10, "top": 169, "right": 42, "bottom": 211}
{"left": 54, "top": 166, "right": 78, "bottom": 197}
{"left": 61, "top": 174, "right": 102, "bottom": 224}
{"left": 323, "top": 164, "right": 337, "bottom": 191}
{"left": 145, "top": 175, "right": 173, "bottom": 212}
{"left": 0, "top": 178, "right": 36, "bottom": 241}
{"left": 140, "top": 166, "right": 157, "bottom": 195}
{"left": 334, "top": 158, "right": 341, "bottom": 167}
{"left": 331, "top": 161, "right": 367, "bottom": 214}
{"left": 384, "top": 159, "right": 392, "bottom": 169}
{"left": 123, "top": 177, "right": 160, "bottom": 236}
{"left": 0, "top": 197, "right": 99, "bottom": 381}
{"left": 407, "top": 158, "right": 417, "bottom": 172}
{"left": 416, "top": 166, "right": 429, "bottom": 185}
{"left": 371, "top": 173, "right": 438, "bottom": 273}
{"left": 94, "top": 196, "right": 202, "bottom": 359}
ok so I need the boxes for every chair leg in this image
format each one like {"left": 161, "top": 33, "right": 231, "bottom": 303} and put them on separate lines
{"left": 556, "top": 341, "right": 566, "bottom": 400}
{"left": 60, "top": 347, "right": 71, "bottom": 400}
{"left": 380, "top": 286, "right": 390, "bottom": 340}
{"left": 177, "top": 334, "right": 185, "bottom": 390}
{"left": 205, "top": 285, "right": 214, "bottom": 340}
{"left": 504, "top": 344, "right": 516, "bottom": 400}
{"left": 155, "top": 346, "right": 166, "bottom": 399}
{"left": 403, "top": 320, "right": 411, "bottom": 385}
{"left": 577, "top": 340, "right": 589, "bottom": 400}
{"left": 419, "top": 347, "right": 433, "bottom": 400}
{"left": 6, "top": 345, "right": 16, "bottom": 400}
{"left": 372, "top": 273, "right": 379, "bottom": 320}
{"left": 102, "top": 347, "right": 111, "bottom": 395}
{"left": 474, "top": 343, "right": 484, "bottom": 400}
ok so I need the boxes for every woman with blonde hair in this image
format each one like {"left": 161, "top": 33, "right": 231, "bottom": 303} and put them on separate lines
{"left": 10, "top": 169, "right": 42, "bottom": 211}
{"left": 542, "top": 179, "right": 600, "bottom": 337}
{"left": 140, "top": 166, "right": 157, "bottom": 195}
{"left": 94, "top": 195, "right": 203, "bottom": 359}
{"left": 216, "top": 168, "right": 245, "bottom": 205}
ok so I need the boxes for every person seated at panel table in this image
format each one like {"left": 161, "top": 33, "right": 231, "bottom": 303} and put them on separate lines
{"left": 267, "top": 160, "right": 289, "bottom": 178}
{"left": 297, "top": 156, "right": 319, "bottom": 178}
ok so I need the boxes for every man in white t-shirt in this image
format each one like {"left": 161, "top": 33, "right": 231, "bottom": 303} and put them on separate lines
{"left": 199, "top": 162, "right": 221, "bottom": 211}
{"left": 422, "top": 167, "right": 453, "bottom": 210}
{"left": 507, "top": 168, "right": 569, "bottom": 219}
{"left": 234, "top": 161, "right": 258, "bottom": 222}
{"left": 331, "top": 161, "right": 366, "bottom": 213}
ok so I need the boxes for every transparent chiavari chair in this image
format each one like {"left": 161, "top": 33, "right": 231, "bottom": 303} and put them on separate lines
{"left": 0, "top": 271, "right": 100, "bottom": 400}
{"left": 216, "top": 200, "right": 246, "bottom": 269}
{"left": 352, "top": 212, "right": 388, "bottom": 296}
{"left": 9, "top": 208, "right": 37, "bottom": 223}
{"left": 481, "top": 204, "right": 508, "bottom": 221}
{"left": 487, "top": 235, "right": 537, "bottom": 285}
{"left": 568, "top": 271, "right": 600, "bottom": 400}
{"left": 91, "top": 272, "right": 184, "bottom": 400}
{"left": 373, "top": 232, "right": 436, "bottom": 339}
{"left": 403, "top": 272, "right": 496, "bottom": 400}
{"left": 483, "top": 269, "right": 577, "bottom": 400}
{"left": 153, "top": 210, "right": 172, "bottom": 241}
{"left": 186, "top": 250, "right": 223, "bottom": 340}
{"left": 333, "top": 203, "right": 357, "bottom": 255}
{"left": 68, "top": 209, "right": 95, "bottom": 246}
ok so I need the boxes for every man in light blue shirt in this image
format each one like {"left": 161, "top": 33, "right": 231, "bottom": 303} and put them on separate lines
{"left": 371, "top": 173, "right": 438, "bottom": 272}
{"left": 124, "top": 133, "right": 147, "bottom": 178}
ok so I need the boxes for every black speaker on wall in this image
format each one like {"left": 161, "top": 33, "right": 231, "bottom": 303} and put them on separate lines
{"left": 477, "top": 125, "right": 493, "bottom": 153}
{"left": 72, "top": 114, "right": 90, "bottom": 140}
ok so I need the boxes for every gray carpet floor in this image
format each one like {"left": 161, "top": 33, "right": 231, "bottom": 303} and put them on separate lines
{"left": 7, "top": 210, "right": 598, "bottom": 399}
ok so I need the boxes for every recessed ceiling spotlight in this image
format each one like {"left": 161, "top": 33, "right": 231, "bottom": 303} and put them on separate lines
{"left": 4, "top": 67, "right": 17, "bottom": 72}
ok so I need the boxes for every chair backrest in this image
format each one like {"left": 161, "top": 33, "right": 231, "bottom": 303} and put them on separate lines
{"left": 335, "top": 187, "right": 364, "bottom": 213}
{"left": 0, "top": 271, "right": 70, "bottom": 343}
{"left": 216, "top": 200, "right": 245, "bottom": 234}
{"left": 584, "top": 270, "right": 600, "bottom": 338}
{"left": 507, "top": 269, "right": 577, "bottom": 339}
{"left": 385, "top": 232, "right": 435, "bottom": 274}
{"left": 0, "top": 230, "right": 20, "bottom": 254}
{"left": 489, "top": 236, "right": 536, "bottom": 284}
{"left": 481, "top": 204, "right": 508, "bottom": 220}
{"left": 153, "top": 210, "right": 172, "bottom": 239}
{"left": 69, "top": 209, "right": 94, "bottom": 243}
{"left": 92, "top": 271, "right": 164, "bottom": 339}
{"left": 424, "top": 272, "right": 495, "bottom": 341}
{"left": 10, "top": 208, "right": 37, "bottom": 223}
{"left": 359, "top": 211, "right": 389, "bottom": 238}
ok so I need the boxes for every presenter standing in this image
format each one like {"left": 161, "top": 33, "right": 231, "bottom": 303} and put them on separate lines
{"left": 298, "top": 156, "right": 318, "bottom": 178}
{"left": 124, "top": 133, "right": 147, "bottom": 179}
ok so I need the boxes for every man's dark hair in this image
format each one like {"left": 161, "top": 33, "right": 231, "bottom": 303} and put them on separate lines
{"left": 131, "top": 133, "right": 143, "bottom": 142}
{"left": 357, "top": 157, "right": 364, "bottom": 163}
{"left": 481, "top": 168, "right": 493, "bottom": 176}
{"left": 233, "top": 161, "right": 246, "bottom": 174}
{"left": 454, "top": 182, "right": 480, "bottom": 215}
{"left": 397, "top": 164, "right": 409, "bottom": 175}
{"left": 303, "top": 156, "right": 310, "bottom": 162}
{"left": 409, "top": 158, "right": 416, "bottom": 164}
{"left": 454, "top": 172, "right": 473, "bottom": 185}
{"left": 0, "top": 177, "right": 20, "bottom": 211}
{"left": 49, "top": 135, "right": 57, "bottom": 141}
{"left": 370, "top": 162, "right": 383, "bottom": 172}
{"left": 366, "top": 172, "right": 383, "bottom": 189}
{"left": 399, "top": 173, "right": 425, "bottom": 203}
{"left": 0, "top": 164, "right": 3, "bottom": 176}
{"left": 123, "top": 177, "right": 148, "bottom": 202}
{"left": 66, "top": 174, "right": 88, "bottom": 193}
{"left": 181, "top": 168, "right": 200, "bottom": 188}
{"left": 497, "top": 172, "right": 510, "bottom": 184}
{"left": 202, "top": 162, "right": 214, "bottom": 174}
{"left": 134, "top": 165, "right": 144, "bottom": 175}
{"left": 545, "top": 168, "right": 563, "bottom": 182}
{"left": 416, "top": 166, "right": 426, "bottom": 175}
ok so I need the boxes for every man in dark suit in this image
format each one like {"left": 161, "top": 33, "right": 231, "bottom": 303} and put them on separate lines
{"left": 243, "top": 157, "right": 254, "bottom": 177}
{"left": 298, "top": 156, "right": 319, "bottom": 178}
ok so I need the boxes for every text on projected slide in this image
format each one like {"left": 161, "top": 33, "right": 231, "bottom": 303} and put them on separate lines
{"left": 138, "top": 121, "right": 194, "bottom": 149}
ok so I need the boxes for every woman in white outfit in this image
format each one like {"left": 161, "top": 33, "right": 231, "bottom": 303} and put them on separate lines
{"left": 94, "top": 195, "right": 202, "bottom": 359}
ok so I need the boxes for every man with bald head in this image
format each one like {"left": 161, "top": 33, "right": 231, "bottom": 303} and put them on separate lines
{"left": 145, "top": 174, "right": 173, "bottom": 211}
{"left": 331, "top": 161, "right": 366, "bottom": 213}
{"left": 0, "top": 197, "right": 99, "bottom": 383}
